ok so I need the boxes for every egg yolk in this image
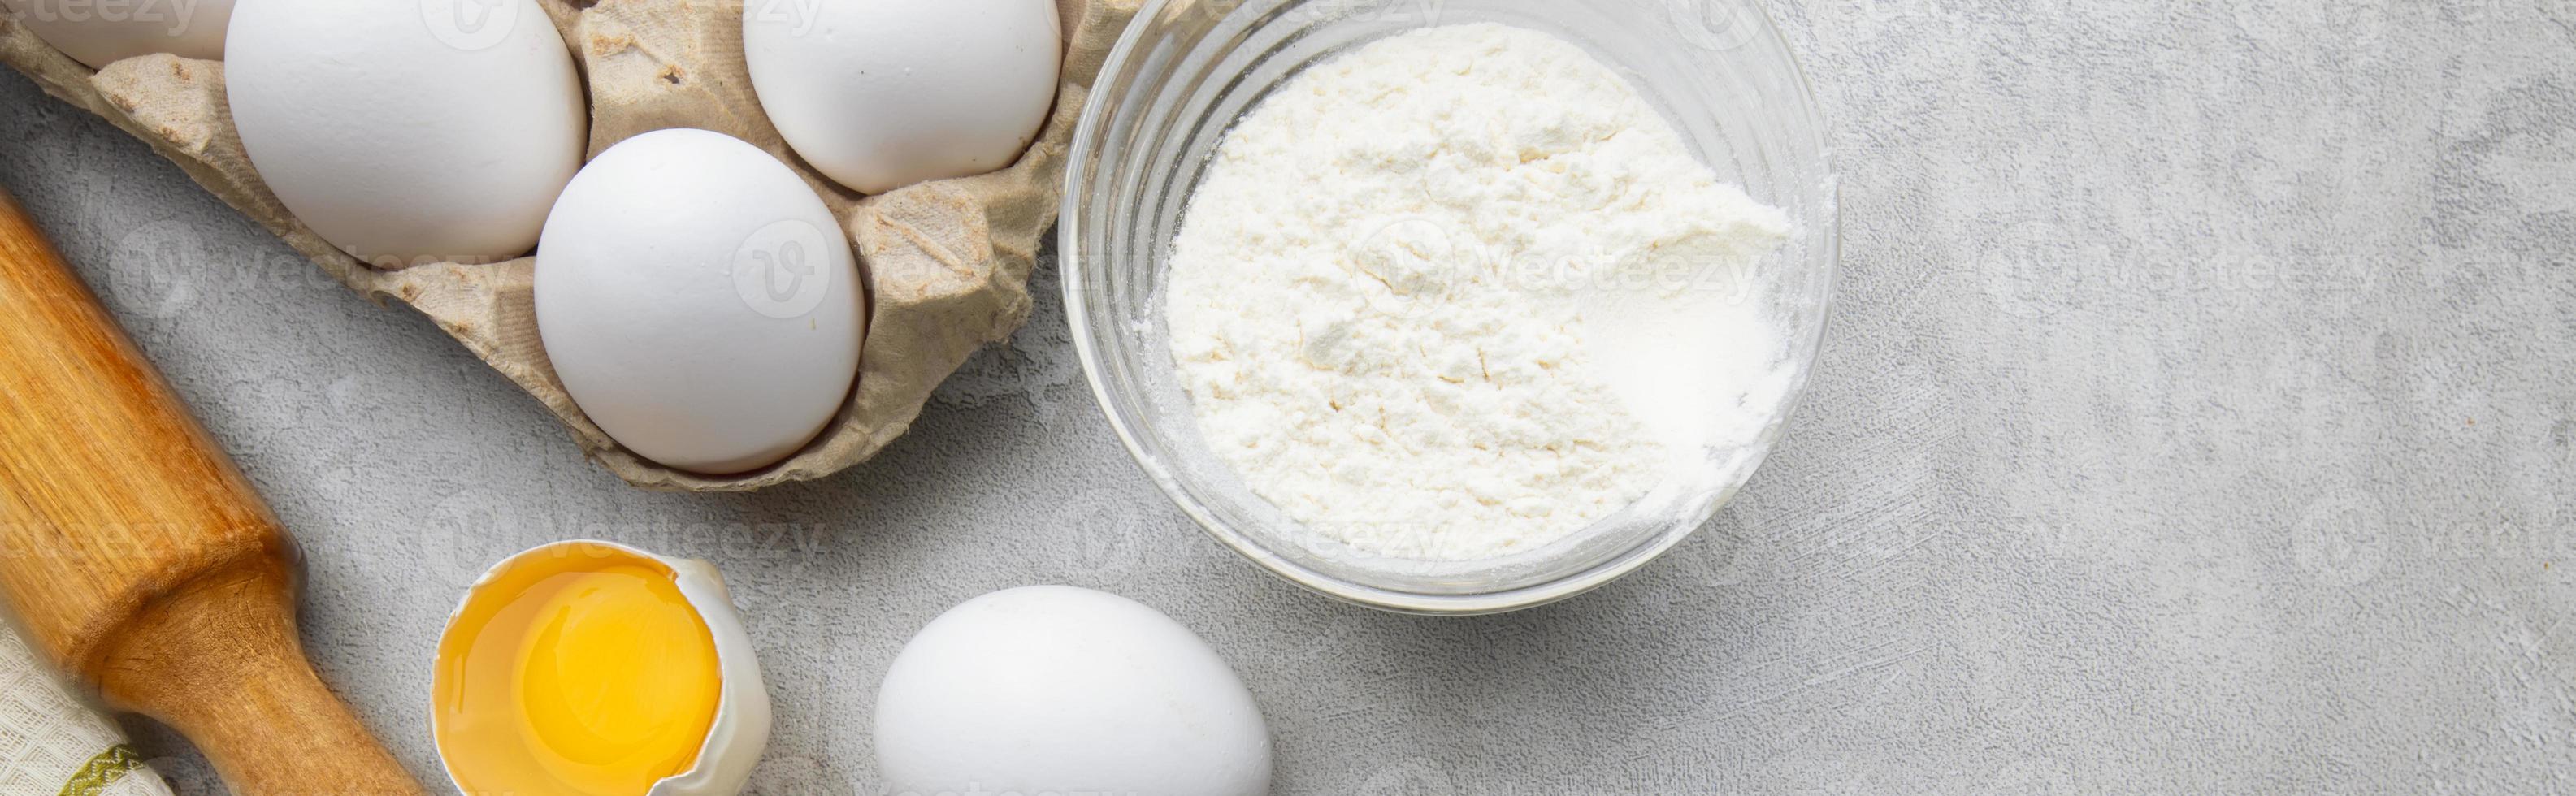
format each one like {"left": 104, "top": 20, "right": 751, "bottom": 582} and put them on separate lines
{"left": 434, "top": 552, "right": 723, "bottom": 796}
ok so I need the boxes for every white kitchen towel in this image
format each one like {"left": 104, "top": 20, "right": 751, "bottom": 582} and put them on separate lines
{"left": 0, "top": 627, "right": 169, "bottom": 796}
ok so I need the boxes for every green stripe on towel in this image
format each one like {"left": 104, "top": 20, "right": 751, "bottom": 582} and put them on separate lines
{"left": 58, "top": 744, "right": 145, "bottom": 796}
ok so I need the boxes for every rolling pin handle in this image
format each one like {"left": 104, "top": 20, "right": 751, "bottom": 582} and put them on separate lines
{"left": 96, "top": 558, "right": 423, "bottom": 796}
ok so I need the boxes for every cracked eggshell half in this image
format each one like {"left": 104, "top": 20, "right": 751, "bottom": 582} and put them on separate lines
{"left": 2, "top": 0, "right": 235, "bottom": 68}
{"left": 434, "top": 540, "right": 772, "bottom": 796}
{"left": 224, "top": 0, "right": 585, "bottom": 265}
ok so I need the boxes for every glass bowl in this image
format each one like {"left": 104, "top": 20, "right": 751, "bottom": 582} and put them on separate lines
{"left": 1061, "top": 0, "right": 1837, "bottom": 614}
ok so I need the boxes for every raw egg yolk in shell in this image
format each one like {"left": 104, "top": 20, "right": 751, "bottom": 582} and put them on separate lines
{"left": 434, "top": 548, "right": 723, "bottom": 796}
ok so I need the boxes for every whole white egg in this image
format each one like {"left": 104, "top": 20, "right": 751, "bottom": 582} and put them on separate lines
{"left": 534, "top": 128, "right": 864, "bottom": 475}
{"left": 875, "top": 586, "right": 1273, "bottom": 796}
{"left": 2, "top": 0, "right": 234, "bottom": 68}
{"left": 744, "top": 0, "right": 1061, "bottom": 194}
{"left": 224, "top": 0, "right": 584, "bottom": 265}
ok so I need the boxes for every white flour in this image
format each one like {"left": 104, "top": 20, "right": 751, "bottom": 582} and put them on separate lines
{"left": 1165, "top": 24, "right": 1792, "bottom": 560}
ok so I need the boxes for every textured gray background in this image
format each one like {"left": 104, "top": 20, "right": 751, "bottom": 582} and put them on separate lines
{"left": 4, "top": 0, "right": 2574, "bottom": 793}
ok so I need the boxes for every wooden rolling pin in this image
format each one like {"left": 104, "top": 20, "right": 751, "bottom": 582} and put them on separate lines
{"left": 0, "top": 188, "right": 420, "bottom": 796}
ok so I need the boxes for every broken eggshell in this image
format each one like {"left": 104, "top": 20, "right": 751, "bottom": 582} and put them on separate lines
{"left": 432, "top": 540, "right": 773, "bottom": 796}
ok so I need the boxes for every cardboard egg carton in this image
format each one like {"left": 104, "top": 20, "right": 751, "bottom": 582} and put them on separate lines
{"left": 0, "top": 0, "right": 1138, "bottom": 491}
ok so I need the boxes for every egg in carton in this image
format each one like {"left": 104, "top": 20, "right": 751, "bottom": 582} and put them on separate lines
{"left": 0, "top": 0, "right": 1139, "bottom": 491}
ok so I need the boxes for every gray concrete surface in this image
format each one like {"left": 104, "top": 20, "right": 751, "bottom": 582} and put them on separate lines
{"left": 4, "top": 1, "right": 2574, "bottom": 793}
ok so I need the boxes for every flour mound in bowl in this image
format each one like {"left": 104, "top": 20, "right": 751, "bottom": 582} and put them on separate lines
{"left": 1165, "top": 23, "right": 1791, "bottom": 561}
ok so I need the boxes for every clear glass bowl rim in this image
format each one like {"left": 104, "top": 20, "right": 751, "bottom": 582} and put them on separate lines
{"left": 1060, "top": 0, "right": 1842, "bottom": 615}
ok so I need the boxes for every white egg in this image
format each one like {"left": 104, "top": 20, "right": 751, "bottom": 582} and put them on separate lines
{"left": 876, "top": 586, "right": 1273, "bottom": 796}
{"left": 744, "top": 0, "right": 1061, "bottom": 194}
{"left": 1, "top": 0, "right": 234, "bottom": 68}
{"left": 224, "top": 0, "right": 584, "bottom": 265}
{"left": 534, "top": 128, "right": 864, "bottom": 475}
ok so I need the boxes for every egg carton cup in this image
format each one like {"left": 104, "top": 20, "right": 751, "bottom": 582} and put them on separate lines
{"left": 0, "top": 0, "right": 1139, "bottom": 491}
